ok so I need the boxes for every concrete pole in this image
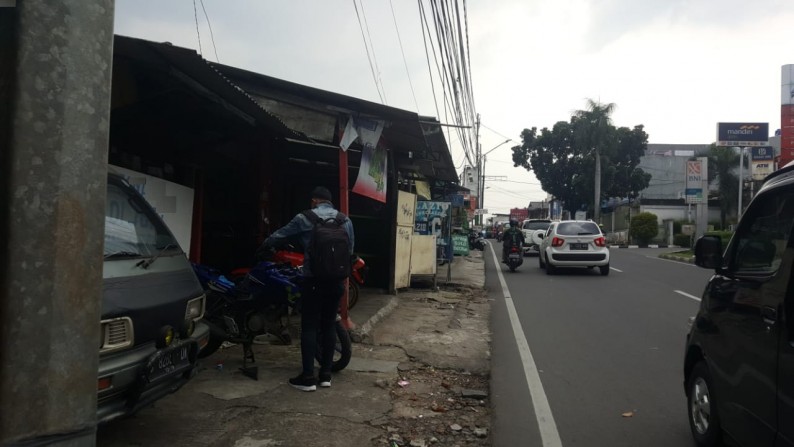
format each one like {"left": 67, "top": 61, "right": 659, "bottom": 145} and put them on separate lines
{"left": 696, "top": 157, "right": 709, "bottom": 241}
{"left": 0, "top": 1, "right": 115, "bottom": 445}
{"left": 738, "top": 147, "right": 743, "bottom": 218}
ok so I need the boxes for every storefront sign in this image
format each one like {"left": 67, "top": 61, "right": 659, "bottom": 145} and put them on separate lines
{"left": 685, "top": 159, "right": 705, "bottom": 204}
{"left": 415, "top": 201, "right": 453, "bottom": 261}
{"left": 452, "top": 234, "right": 469, "bottom": 256}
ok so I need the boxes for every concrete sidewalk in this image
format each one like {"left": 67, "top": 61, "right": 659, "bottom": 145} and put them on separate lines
{"left": 349, "top": 250, "right": 486, "bottom": 343}
{"left": 97, "top": 251, "right": 490, "bottom": 447}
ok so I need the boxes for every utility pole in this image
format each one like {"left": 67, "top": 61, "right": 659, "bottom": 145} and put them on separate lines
{"left": 475, "top": 113, "right": 481, "bottom": 226}
{"left": 1, "top": 1, "right": 115, "bottom": 445}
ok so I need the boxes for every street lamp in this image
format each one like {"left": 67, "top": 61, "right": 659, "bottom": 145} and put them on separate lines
{"left": 477, "top": 139, "right": 511, "bottom": 225}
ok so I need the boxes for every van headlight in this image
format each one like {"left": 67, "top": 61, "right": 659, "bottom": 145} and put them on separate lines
{"left": 185, "top": 295, "right": 206, "bottom": 321}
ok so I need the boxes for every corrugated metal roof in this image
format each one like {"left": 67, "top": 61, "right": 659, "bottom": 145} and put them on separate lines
{"left": 212, "top": 64, "right": 459, "bottom": 183}
{"left": 114, "top": 35, "right": 309, "bottom": 141}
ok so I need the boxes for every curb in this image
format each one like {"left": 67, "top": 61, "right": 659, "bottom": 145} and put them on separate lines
{"left": 349, "top": 295, "right": 399, "bottom": 343}
{"left": 609, "top": 244, "right": 679, "bottom": 249}
{"left": 659, "top": 253, "right": 695, "bottom": 264}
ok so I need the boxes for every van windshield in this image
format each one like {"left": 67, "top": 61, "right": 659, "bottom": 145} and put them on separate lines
{"left": 104, "top": 182, "right": 181, "bottom": 259}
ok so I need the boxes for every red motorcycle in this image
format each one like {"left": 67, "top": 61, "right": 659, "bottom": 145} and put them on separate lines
{"left": 232, "top": 247, "right": 367, "bottom": 310}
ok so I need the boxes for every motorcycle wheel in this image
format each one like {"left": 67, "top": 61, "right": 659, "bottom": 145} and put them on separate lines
{"left": 509, "top": 265, "right": 516, "bottom": 272}
{"left": 348, "top": 280, "right": 359, "bottom": 310}
{"left": 316, "top": 321, "right": 353, "bottom": 372}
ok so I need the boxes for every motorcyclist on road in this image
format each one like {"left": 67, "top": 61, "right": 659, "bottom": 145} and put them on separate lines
{"left": 502, "top": 219, "right": 525, "bottom": 262}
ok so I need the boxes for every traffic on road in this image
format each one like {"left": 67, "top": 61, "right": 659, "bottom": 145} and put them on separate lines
{"left": 488, "top": 245, "right": 713, "bottom": 446}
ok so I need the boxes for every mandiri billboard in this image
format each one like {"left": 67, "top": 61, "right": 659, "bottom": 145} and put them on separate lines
{"left": 717, "top": 122, "right": 769, "bottom": 147}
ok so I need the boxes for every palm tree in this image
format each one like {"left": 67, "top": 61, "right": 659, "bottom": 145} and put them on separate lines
{"left": 707, "top": 144, "right": 741, "bottom": 229}
{"left": 575, "top": 99, "right": 616, "bottom": 223}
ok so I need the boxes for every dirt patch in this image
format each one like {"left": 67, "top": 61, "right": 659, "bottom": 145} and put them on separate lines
{"left": 370, "top": 364, "right": 490, "bottom": 446}
{"left": 364, "top": 285, "right": 492, "bottom": 446}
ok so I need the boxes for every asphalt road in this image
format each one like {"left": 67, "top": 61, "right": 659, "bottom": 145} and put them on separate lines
{"left": 488, "top": 243, "right": 714, "bottom": 447}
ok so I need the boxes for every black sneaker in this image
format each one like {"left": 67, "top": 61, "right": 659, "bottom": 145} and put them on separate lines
{"left": 319, "top": 373, "right": 332, "bottom": 388}
{"left": 288, "top": 374, "right": 317, "bottom": 392}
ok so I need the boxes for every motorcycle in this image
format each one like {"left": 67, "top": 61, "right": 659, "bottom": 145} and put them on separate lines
{"left": 191, "top": 260, "right": 353, "bottom": 380}
{"left": 504, "top": 245, "right": 523, "bottom": 272}
{"left": 233, "top": 245, "right": 367, "bottom": 310}
{"left": 468, "top": 230, "right": 486, "bottom": 251}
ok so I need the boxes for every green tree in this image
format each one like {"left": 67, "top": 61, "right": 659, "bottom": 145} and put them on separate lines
{"left": 706, "top": 144, "right": 742, "bottom": 229}
{"left": 511, "top": 122, "right": 590, "bottom": 214}
{"left": 574, "top": 99, "right": 616, "bottom": 223}
{"left": 630, "top": 212, "right": 659, "bottom": 245}
{"left": 511, "top": 100, "right": 651, "bottom": 219}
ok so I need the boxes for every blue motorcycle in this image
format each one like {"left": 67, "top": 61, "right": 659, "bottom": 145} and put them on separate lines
{"left": 191, "top": 261, "right": 352, "bottom": 379}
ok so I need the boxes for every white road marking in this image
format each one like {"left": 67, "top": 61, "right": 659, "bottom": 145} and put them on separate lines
{"left": 674, "top": 290, "right": 702, "bottom": 302}
{"left": 610, "top": 267, "right": 623, "bottom": 272}
{"left": 487, "top": 242, "right": 563, "bottom": 447}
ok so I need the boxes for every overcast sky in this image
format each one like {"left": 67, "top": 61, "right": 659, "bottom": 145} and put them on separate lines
{"left": 115, "top": 0, "right": 794, "bottom": 216}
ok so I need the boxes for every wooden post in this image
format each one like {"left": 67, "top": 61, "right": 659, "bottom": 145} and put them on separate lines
{"left": 339, "top": 148, "right": 354, "bottom": 329}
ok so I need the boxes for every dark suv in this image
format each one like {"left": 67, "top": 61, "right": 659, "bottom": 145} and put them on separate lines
{"left": 684, "top": 163, "right": 794, "bottom": 447}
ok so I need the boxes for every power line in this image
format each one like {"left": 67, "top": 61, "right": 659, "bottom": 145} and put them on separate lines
{"left": 360, "top": 0, "right": 388, "bottom": 104}
{"left": 421, "top": 0, "right": 473, "bottom": 167}
{"left": 192, "top": 0, "right": 202, "bottom": 55}
{"left": 418, "top": 0, "right": 441, "bottom": 120}
{"left": 352, "top": 0, "right": 385, "bottom": 104}
{"left": 199, "top": 0, "right": 220, "bottom": 62}
{"left": 390, "top": 0, "right": 420, "bottom": 112}
{"left": 481, "top": 123, "right": 515, "bottom": 142}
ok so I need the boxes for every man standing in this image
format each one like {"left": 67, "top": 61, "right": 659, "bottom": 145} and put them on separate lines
{"left": 259, "top": 187, "right": 355, "bottom": 391}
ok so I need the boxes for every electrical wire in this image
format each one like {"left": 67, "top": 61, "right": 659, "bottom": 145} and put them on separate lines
{"left": 352, "top": 0, "right": 385, "bottom": 104}
{"left": 192, "top": 0, "right": 203, "bottom": 55}
{"left": 418, "top": 0, "right": 441, "bottom": 120}
{"left": 199, "top": 0, "right": 220, "bottom": 62}
{"left": 390, "top": 0, "right": 420, "bottom": 112}
{"left": 359, "top": 0, "right": 388, "bottom": 104}
{"left": 481, "top": 123, "right": 515, "bottom": 142}
{"left": 420, "top": 0, "right": 473, "bottom": 167}
{"left": 429, "top": 0, "right": 475, "bottom": 165}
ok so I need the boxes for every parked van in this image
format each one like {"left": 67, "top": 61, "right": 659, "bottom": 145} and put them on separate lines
{"left": 99, "top": 172, "right": 209, "bottom": 423}
{"left": 684, "top": 162, "right": 794, "bottom": 447}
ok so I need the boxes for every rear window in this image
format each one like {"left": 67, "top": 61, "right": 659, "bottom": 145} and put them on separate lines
{"left": 556, "top": 222, "right": 601, "bottom": 236}
{"left": 523, "top": 221, "right": 551, "bottom": 231}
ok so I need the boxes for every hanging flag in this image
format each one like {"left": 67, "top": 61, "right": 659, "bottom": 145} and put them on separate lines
{"left": 353, "top": 141, "right": 388, "bottom": 203}
{"left": 352, "top": 118, "right": 387, "bottom": 202}
{"left": 339, "top": 117, "right": 359, "bottom": 151}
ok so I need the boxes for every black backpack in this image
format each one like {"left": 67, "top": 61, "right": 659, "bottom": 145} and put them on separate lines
{"left": 302, "top": 210, "right": 351, "bottom": 280}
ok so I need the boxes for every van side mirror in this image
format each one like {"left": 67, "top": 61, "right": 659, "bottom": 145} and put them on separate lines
{"left": 694, "top": 236, "right": 723, "bottom": 270}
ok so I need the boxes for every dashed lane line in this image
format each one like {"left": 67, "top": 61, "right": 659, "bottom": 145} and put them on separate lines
{"left": 674, "top": 290, "right": 702, "bottom": 302}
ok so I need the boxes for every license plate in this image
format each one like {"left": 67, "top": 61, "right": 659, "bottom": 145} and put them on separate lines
{"left": 509, "top": 253, "right": 521, "bottom": 259}
{"left": 569, "top": 243, "right": 588, "bottom": 250}
{"left": 145, "top": 342, "right": 195, "bottom": 383}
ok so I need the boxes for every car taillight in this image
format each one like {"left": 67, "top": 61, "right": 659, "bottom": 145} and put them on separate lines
{"left": 594, "top": 236, "right": 606, "bottom": 247}
{"left": 552, "top": 237, "right": 565, "bottom": 247}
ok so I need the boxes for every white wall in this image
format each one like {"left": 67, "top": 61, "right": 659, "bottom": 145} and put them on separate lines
{"left": 639, "top": 205, "right": 722, "bottom": 225}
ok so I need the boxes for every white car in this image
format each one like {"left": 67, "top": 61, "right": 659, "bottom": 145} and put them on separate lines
{"left": 538, "top": 220, "right": 610, "bottom": 275}
{"left": 521, "top": 219, "right": 552, "bottom": 256}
